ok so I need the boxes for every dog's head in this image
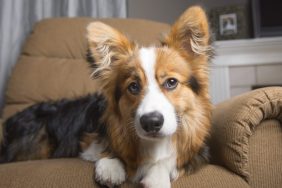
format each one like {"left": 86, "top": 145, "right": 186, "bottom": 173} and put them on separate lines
{"left": 87, "top": 6, "right": 211, "bottom": 142}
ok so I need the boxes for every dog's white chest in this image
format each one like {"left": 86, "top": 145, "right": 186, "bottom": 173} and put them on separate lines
{"left": 133, "top": 138, "right": 177, "bottom": 185}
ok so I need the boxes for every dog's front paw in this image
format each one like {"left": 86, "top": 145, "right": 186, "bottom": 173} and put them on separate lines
{"left": 95, "top": 157, "right": 126, "bottom": 188}
{"left": 140, "top": 175, "right": 171, "bottom": 188}
{"left": 140, "top": 166, "right": 171, "bottom": 188}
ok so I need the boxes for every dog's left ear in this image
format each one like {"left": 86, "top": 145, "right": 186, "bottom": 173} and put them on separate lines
{"left": 164, "top": 6, "right": 211, "bottom": 56}
{"left": 87, "top": 22, "right": 135, "bottom": 77}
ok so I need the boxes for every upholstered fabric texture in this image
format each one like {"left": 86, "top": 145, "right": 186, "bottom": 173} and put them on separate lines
{"left": 0, "top": 159, "right": 250, "bottom": 188}
{"left": 249, "top": 119, "right": 282, "bottom": 188}
{"left": 210, "top": 87, "right": 282, "bottom": 185}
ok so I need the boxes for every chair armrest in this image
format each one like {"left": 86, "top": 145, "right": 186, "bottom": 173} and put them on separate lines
{"left": 210, "top": 87, "right": 282, "bottom": 182}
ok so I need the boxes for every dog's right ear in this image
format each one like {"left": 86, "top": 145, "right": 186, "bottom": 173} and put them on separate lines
{"left": 87, "top": 22, "right": 135, "bottom": 78}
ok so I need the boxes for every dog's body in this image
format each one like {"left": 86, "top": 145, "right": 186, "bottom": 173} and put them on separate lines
{"left": 0, "top": 6, "right": 212, "bottom": 188}
{"left": 0, "top": 94, "right": 107, "bottom": 162}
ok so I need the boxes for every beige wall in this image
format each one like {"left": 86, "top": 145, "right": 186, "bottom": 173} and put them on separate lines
{"left": 127, "top": 0, "right": 249, "bottom": 24}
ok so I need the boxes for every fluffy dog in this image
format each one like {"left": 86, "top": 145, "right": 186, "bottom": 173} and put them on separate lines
{"left": 0, "top": 6, "right": 212, "bottom": 188}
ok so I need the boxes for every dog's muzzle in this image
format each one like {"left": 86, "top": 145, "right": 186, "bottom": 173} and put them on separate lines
{"left": 140, "top": 111, "right": 164, "bottom": 133}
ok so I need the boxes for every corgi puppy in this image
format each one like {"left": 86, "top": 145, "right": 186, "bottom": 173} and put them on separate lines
{"left": 0, "top": 6, "right": 212, "bottom": 188}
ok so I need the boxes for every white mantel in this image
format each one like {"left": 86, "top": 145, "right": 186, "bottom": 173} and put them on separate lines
{"left": 210, "top": 36, "right": 282, "bottom": 104}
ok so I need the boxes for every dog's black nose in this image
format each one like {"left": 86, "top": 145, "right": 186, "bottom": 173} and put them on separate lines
{"left": 140, "top": 111, "right": 164, "bottom": 133}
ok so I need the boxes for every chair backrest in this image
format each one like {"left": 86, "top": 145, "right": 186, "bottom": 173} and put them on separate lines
{"left": 2, "top": 18, "right": 170, "bottom": 120}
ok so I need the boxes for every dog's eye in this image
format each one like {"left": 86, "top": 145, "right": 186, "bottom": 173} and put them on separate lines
{"left": 163, "top": 78, "right": 178, "bottom": 90}
{"left": 128, "top": 82, "right": 141, "bottom": 95}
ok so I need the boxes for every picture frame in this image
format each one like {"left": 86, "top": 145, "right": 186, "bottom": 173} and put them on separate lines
{"left": 219, "top": 13, "right": 237, "bottom": 36}
{"left": 209, "top": 4, "right": 252, "bottom": 41}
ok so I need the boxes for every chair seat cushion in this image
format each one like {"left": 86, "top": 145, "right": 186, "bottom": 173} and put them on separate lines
{"left": 0, "top": 159, "right": 249, "bottom": 188}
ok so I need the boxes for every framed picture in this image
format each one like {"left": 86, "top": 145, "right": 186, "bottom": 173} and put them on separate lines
{"left": 219, "top": 13, "right": 237, "bottom": 36}
{"left": 209, "top": 4, "right": 252, "bottom": 41}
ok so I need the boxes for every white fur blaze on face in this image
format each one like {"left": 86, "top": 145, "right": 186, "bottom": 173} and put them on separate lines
{"left": 135, "top": 47, "right": 178, "bottom": 139}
